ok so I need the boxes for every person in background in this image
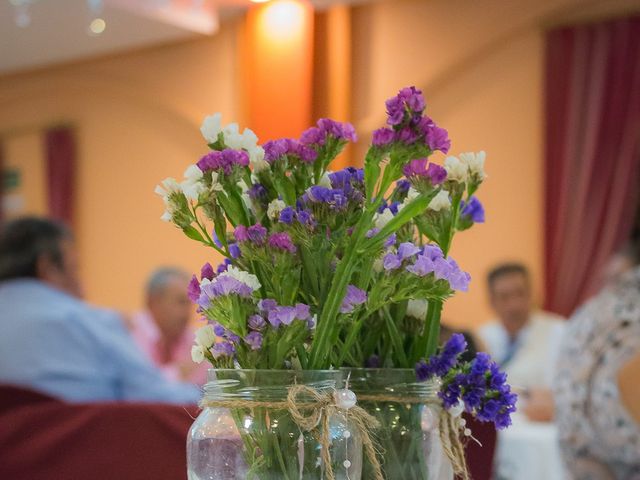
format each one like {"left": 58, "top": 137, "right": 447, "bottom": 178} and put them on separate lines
{"left": 554, "top": 238, "right": 640, "bottom": 478}
{"left": 0, "top": 217, "right": 200, "bottom": 404}
{"left": 130, "top": 267, "right": 206, "bottom": 385}
{"left": 478, "top": 263, "right": 565, "bottom": 421}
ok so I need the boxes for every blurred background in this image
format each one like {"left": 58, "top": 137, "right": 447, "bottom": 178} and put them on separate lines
{"left": 1, "top": 0, "right": 639, "bottom": 329}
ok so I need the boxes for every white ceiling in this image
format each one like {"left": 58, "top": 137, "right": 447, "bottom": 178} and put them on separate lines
{"left": 0, "top": 0, "right": 372, "bottom": 76}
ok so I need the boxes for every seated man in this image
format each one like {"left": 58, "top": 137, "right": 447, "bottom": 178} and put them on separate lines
{"left": 130, "top": 267, "right": 206, "bottom": 384}
{"left": 478, "top": 263, "right": 565, "bottom": 421}
{"left": 0, "top": 217, "right": 199, "bottom": 404}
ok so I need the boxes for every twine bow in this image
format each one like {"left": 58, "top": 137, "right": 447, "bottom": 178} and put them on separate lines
{"left": 201, "top": 384, "right": 384, "bottom": 480}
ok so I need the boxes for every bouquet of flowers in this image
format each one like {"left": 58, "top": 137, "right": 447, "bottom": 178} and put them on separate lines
{"left": 157, "top": 86, "right": 515, "bottom": 480}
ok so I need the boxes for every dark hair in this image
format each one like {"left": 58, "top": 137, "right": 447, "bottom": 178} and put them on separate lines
{"left": 0, "top": 217, "right": 72, "bottom": 282}
{"left": 487, "top": 263, "right": 529, "bottom": 290}
{"left": 146, "top": 266, "right": 189, "bottom": 297}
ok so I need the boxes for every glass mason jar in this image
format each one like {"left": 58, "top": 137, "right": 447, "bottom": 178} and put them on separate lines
{"left": 187, "top": 369, "right": 363, "bottom": 480}
{"left": 344, "top": 368, "right": 453, "bottom": 480}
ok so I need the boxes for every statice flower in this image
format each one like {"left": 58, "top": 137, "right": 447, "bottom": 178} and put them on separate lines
{"left": 216, "top": 258, "right": 232, "bottom": 275}
{"left": 248, "top": 183, "right": 268, "bottom": 204}
{"left": 385, "top": 86, "right": 426, "bottom": 126}
{"left": 198, "top": 276, "right": 253, "bottom": 307}
{"left": 268, "top": 232, "right": 297, "bottom": 253}
{"left": 187, "top": 275, "right": 201, "bottom": 302}
{"left": 247, "top": 223, "right": 268, "bottom": 245}
{"left": 402, "top": 159, "right": 447, "bottom": 186}
{"left": 263, "top": 138, "right": 317, "bottom": 164}
{"left": 372, "top": 127, "right": 395, "bottom": 147}
{"left": 305, "top": 186, "right": 349, "bottom": 211}
{"left": 279, "top": 206, "right": 295, "bottom": 225}
{"left": 460, "top": 197, "right": 485, "bottom": 223}
{"left": 301, "top": 118, "right": 357, "bottom": 147}
{"left": 197, "top": 149, "right": 250, "bottom": 176}
{"left": 245, "top": 331, "right": 263, "bottom": 350}
{"left": 248, "top": 314, "right": 267, "bottom": 331}
{"left": 228, "top": 243, "right": 241, "bottom": 258}
{"left": 340, "top": 285, "right": 367, "bottom": 314}
{"left": 405, "top": 245, "right": 471, "bottom": 292}
{"left": 425, "top": 126, "right": 451, "bottom": 154}
{"left": 267, "top": 303, "right": 311, "bottom": 328}
{"left": 201, "top": 262, "right": 215, "bottom": 281}
{"left": 415, "top": 333, "right": 467, "bottom": 380}
{"left": 212, "top": 341, "right": 236, "bottom": 359}
{"left": 234, "top": 225, "right": 249, "bottom": 242}
{"left": 395, "top": 179, "right": 411, "bottom": 194}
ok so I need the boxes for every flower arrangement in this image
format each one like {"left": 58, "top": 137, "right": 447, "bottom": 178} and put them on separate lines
{"left": 158, "top": 86, "right": 515, "bottom": 479}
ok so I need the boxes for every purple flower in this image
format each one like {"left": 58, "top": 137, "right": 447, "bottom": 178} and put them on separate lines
{"left": 384, "top": 233, "right": 397, "bottom": 248}
{"left": 460, "top": 197, "right": 485, "bottom": 223}
{"left": 383, "top": 253, "right": 402, "bottom": 271}
{"left": 247, "top": 223, "right": 267, "bottom": 245}
{"left": 395, "top": 179, "right": 411, "bottom": 194}
{"left": 426, "top": 163, "right": 447, "bottom": 185}
{"left": 406, "top": 255, "right": 436, "bottom": 277}
{"left": 294, "top": 303, "right": 310, "bottom": 320}
{"left": 365, "top": 354, "right": 381, "bottom": 368}
{"left": 258, "top": 299, "right": 277, "bottom": 312}
{"left": 197, "top": 149, "right": 249, "bottom": 175}
{"left": 212, "top": 341, "right": 235, "bottom": 359}
{"left": 228, "top": 243, "right": 241, "bottom": 258}
{"left": 268, "top": 303, "right": 310, "bottom": 327}
{"left": 248, "top": 314, "right": 266, "bottom": 331}
{"left": 415, "top": 333, "right": 467, "bottom": 381}
{"left": 425, "top": 126, "right": 451, "bottom": 154}
{"left": 263, "top": 139, "right": 290, "bottom": 163}
{"left": 279, "top": 206, "right": 295, "bottom": 225}
{"left": 299, "top": 145, "right": 318, "bottom": 163}
{"left": 213, "top": 233, "right": 224, "bottom": 248}
{"left": 396, "top": 127, "right": 420, "bottom": 145}
{"left": 213, "top": 323, "right": 226, "bottom": 337}
{"left": 317, "top": 118, "right": 357, "bottom": 142}
{"left": 397, "top": 242, "right": 421, "bottom": 260}
{"left": 340, "top": 285, "right": 367, "bottom": 314}
{"left": 300, "top": 127, "right": 324, "bottom": 145}
{"left": 248, "top": 183, "right": 268, "bottom": 203}
{"left": 268, "top": 232, "right": 297, "bottom": 253}
{"left": 201, "top": 262, "right": 215, "bottom": 281}
{"left": 372, "top": 127, "right": 395, "bottom": 147}
{"left": 187, "top": 275, "right": 201, "bottom": 302}
{"left": 385, "top": 86, "right": 426, "bottom": 126}
{"left": 234, "top": 225, "right": 249, "bottom": 242}
{"left": 245, "top": 331, "right": 263, "bottom": 351}
{"left": 216, "top": 258, "right": 231, "bottom": 275}
{"left": 200, "top": 275, "right": 253, "bottom": 301}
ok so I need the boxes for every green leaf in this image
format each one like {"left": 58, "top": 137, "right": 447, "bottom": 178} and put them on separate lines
{"left": 182, "top": 225, "right": 206, "bottom": 243}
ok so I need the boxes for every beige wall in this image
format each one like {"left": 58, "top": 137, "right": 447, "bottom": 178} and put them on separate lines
{"left": 0, "top": 0, "right": 637, "bottom": 326}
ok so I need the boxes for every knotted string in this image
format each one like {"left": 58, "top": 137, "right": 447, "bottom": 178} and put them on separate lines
{"left": 201, "top": 384, "right": 384, "bottom": 480}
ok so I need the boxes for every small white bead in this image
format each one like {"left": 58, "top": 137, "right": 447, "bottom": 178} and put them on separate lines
{"left": 334, "top": 389, "right": 357, "bottom": 409}
{"left": 343, "top": 430, "right": 351, "bottom": 439}
{"left": 459, "top": 418, "right": 467, "bottom": 427}
{"left": 464, "top": 428, "right": 472, "bottom": 436}
{"left": 449, "top": 400, "right": 465, "bottom": 418}
{"left": 343, "top": 460, "right": 352, "bottom": 469}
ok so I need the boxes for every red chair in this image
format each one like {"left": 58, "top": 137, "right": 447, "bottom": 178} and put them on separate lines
{"left": 0, "top": 385, "right": 198, "bottom": 480}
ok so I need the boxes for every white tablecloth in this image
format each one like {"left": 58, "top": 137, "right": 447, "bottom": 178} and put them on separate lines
{"left": 494, "top": 413, "right": 565, "bottom": 480}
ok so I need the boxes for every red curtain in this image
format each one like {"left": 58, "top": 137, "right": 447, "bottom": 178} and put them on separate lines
{"left": 44, "top": 126, "right": 76, "bottom": 225}
{"left": 544, "top": 16, "right": 640, "bottom": 317}
{"left": 0, "top": 140, "right": 4, "bottom": 225}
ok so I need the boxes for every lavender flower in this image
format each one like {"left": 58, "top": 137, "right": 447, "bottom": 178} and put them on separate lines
{"left": 415, "top": 333, "right": 467, "bottom": 380}
{"left": 245, "top": 331, "right": 263, "bottom": 350}
{"left": 268, "top": 232, "right": 297, "bottom": 253}
{"left": 187, "top": 275, "right": 201, "bottom": 302}
{"left": 460, "top": 197, "right": 485, "bottom": 223}
{"left": 201, "top": 262, "right": 215, "bottom": 281}
{"left": 372, "top": 127, "right": 395, "bottom": 147}
{"left": 340, "top": 285, "right": 367, "bottom": 314}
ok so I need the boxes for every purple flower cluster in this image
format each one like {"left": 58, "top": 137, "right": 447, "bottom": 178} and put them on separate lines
{"left": 305, "top": 186, "right": 350, "bottom": 211}
{"left": 263, "top": 138, "right": 317, "bottom": 164}
{"left": 383, "top": 242, "right": 421, "bottom": 271}
{"left": 395, "top": 179, "right": 411, "bottom": 194}
{"left": 258, "top": 299, "right": 312, "bottom": 328}
{"left": 234, "top": 223, "right": 267, "bottom": 245}
{"left": 212, "top": 341, "right": 236, "bottom": 359}
{"left": 187, "top": 261, "right": 219, "bottom": 303}
{"left": 415, "top": 333, "right": 468, "bottom": 380}
{"left": 197, "top": 276, "right": 254, "bottom": 309}
{"left": 268, "top": 232, "right": 297, "bottom": 253}
{"left": 460, "top": 197, "right": 485, "bottom": 223}
{"left": 372, "top": 87, "right": 451, "bottom": 154}
{"left": 328, "top": 167, "right": 365, "bottom": 204}
{"left": 402, "top": 159, "right": 447, "bottom": 185}
{"left": 197, "top": 148, "right": 250, "bottom": 175}
{"left": 440, "top": 352, "right": 518, "bottom": 430}
{"left": 366, "top": 227, "right": 397, "bottom": 248}
{"left": 279, "top": 206, "right": 317, "bottom": 229}
{"left": 244, "top": 331, "right": 263, "bottom": 351}
{"left": 405, "top": 244, "right": 471, "bottom": 292}
{"left": 340, "top": 285, "right": 368, "bottom": 314}
{"left": 300, "top": 118, "right": 357, "bottom": 146}
{"left": 248, "top": 183, "right": 268, "bottom": 204}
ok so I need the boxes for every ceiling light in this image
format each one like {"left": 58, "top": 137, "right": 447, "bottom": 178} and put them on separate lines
{"left": 250, "top": 0, "right": 271, "bottom": 3}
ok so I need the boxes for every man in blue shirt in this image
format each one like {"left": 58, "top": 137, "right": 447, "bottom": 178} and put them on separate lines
{"left": 0, "top": 217, "right": 200, "bottom": 404}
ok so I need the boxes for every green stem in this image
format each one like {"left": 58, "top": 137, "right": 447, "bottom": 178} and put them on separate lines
{"left": 411, "top": 299, "right": 443, "bottom": 362}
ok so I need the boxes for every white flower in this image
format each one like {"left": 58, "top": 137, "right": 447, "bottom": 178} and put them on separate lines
{"left": 318, "top": 172, "right": 332, "bottom": 188}
{"left": 428, "top": 189, "right": 451, "bottom": 211}
{"left": 398, "top": 187, "right": 420, "bottom": 212}
{"left": 374, "top": 209, "right": 395, "bottom": 229}
{"left": 373, "top": 255, "right": 384, "bottom": 273}
{"left": 191, "top": 344, "right": 205, "bottom": 364}
{"left": 267, "top": 199, "right": 287, "bottom": 219}
{"left": 154, "top": 178, "right": 181, "bottom": 221}
{"left": 200, "top": 278, "right": 212, "bottom": 288}
{"left": 240, "top": 128, "right": 259, "bottom": 150}
{"left": 200, "top": 113, "right": 222, "bottom": 144}
{"left": 444, "top": 156, "right": 468, "bottom": 184}
{"left": 220, "top": 265, "right": 262, "bottom": 291}
{"left": 194, "top": 324, "right": 216, "bottom": 348}
{"left": 249, "top": 146, "right": 269, "bottom": 173}
{"left": 406, "top": 299, "right": 428, "bottom": 319}
{"left": 180, "top": 164, "right": 205, "bottom": 201}
{"left": 459, "top": 151, "right": 487, "bottom": 181}
{"left": 222, "top": 123, "right": 243, "bottom": 149}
